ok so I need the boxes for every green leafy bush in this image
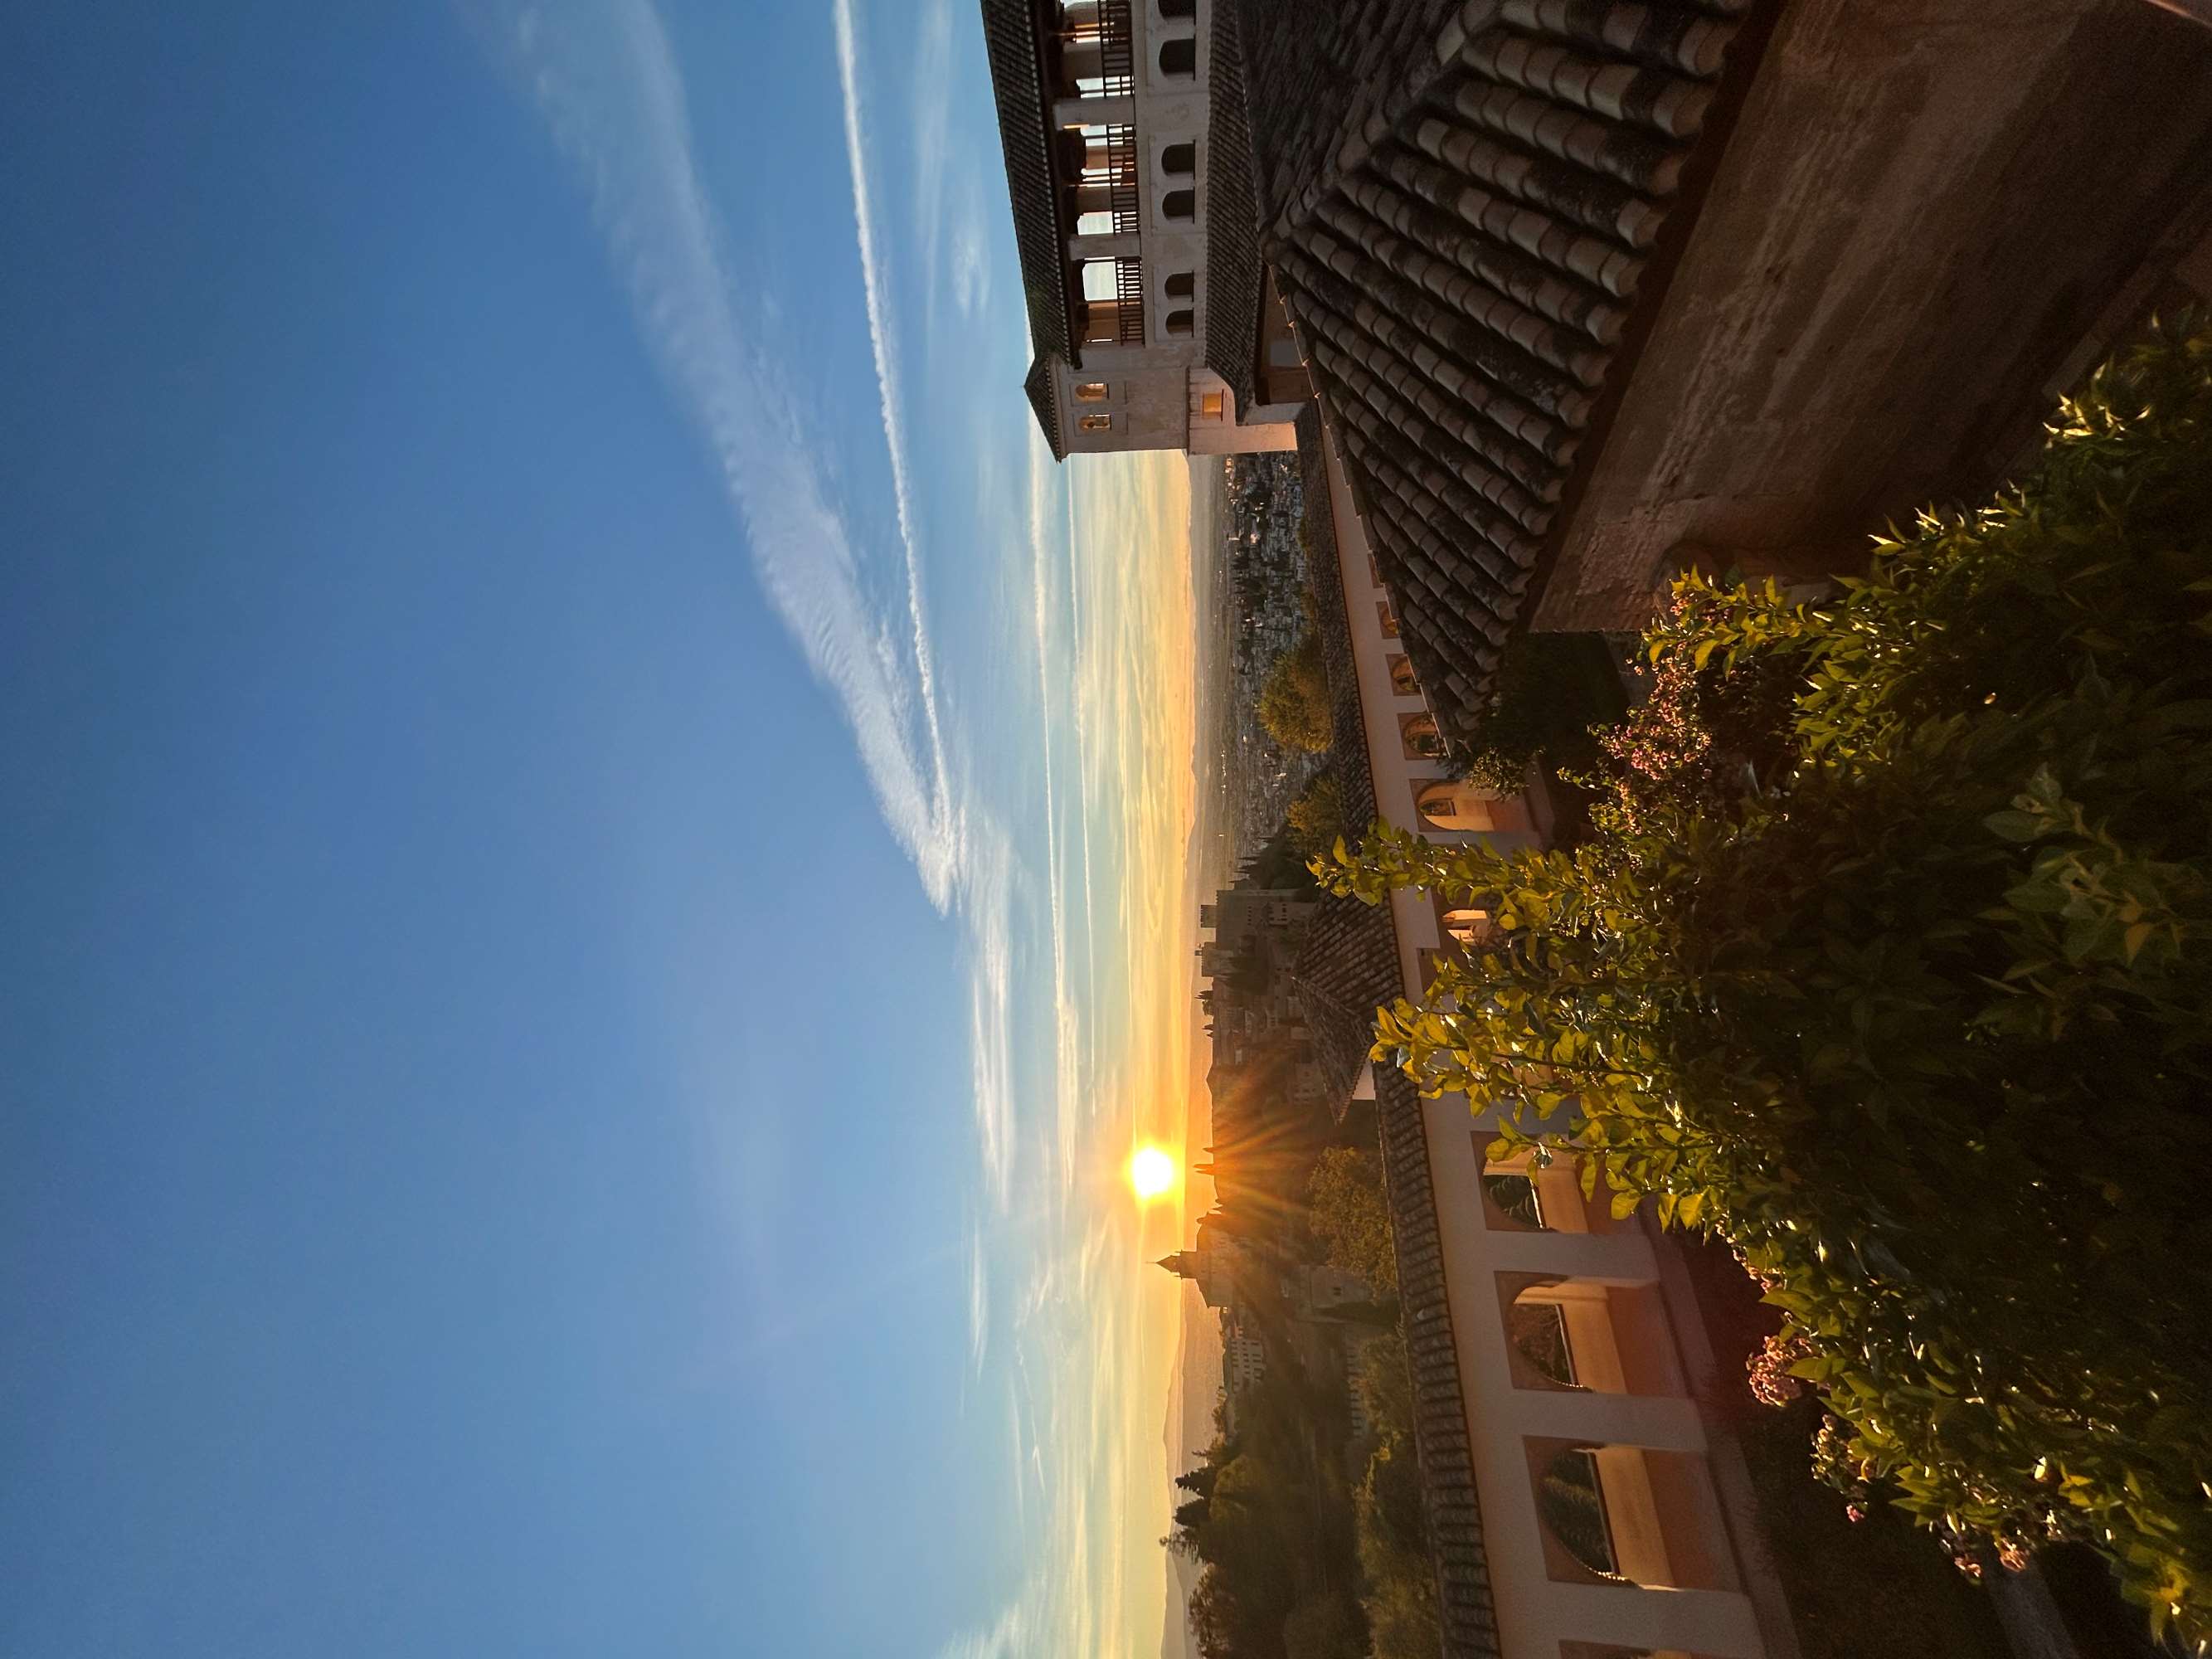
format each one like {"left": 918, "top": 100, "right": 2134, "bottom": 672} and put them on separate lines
{"left": 1316, "top": 317, "right": 2212, "bottom": 1643}
{"left": 1305, "top": 1147, "right": 1397, "bottom": 1294}
{"left": 1353, "top": 1335, "right": 1441, "bottom": 1659}
{"left": 1286, "top": 771, "right": 1344, "bottom": 860}
{"left": 1454, "top": 630, "right": 1625, "bottom": 791}
{"left": 1279, "top": 1590, "right": 1361, "bottom": 1659}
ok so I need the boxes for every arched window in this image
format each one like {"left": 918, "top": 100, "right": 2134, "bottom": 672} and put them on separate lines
{"left": 1159, "top": 0, "right": 1196, "bottom": 17}
{"left": 1078, "top": 413, "right": 1113, "bottom": 433}
{"left": 1159, "top": 36, "right": 1196, "bottom": 76}
{"left": 1417, "top": 781, "right": 1499, "bottom": 833}
{"left": 1482, "top": 1172, "right": 1547, "bottom": 1230}
{"left": 1074, "top": 382, "right": 1109, "bottom": 402}
{"left": 1164, "top": 270, "right": 1194, "bottom": 299}
{"left": 1399, "top": 711, "right": 1444, "bottom": 760}
{"left": 1160, "top": 141, "right": 1196, "bottom": 177}
{"left": 1510, "top": 1290, "right": 1582, "bottom": 1389}
{"left": 1387, "top": 654, "right": 1419, "bottom": 695}
{"left": 1539, "top": 1448, "right": 1621, "bottom": 1580}
{"left": 1164, "top": 309, "right": 1194, "bottom": 336}
{"left": 1162, "top": 188, "right": 1195, "bottom": 222}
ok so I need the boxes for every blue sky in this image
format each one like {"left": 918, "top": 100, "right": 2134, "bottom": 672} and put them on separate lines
{"left": 2, "top": 3, "right": 1203, "bottom": 1655}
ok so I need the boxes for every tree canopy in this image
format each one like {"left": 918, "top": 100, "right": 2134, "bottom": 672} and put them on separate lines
{"left": 1257, "top": 632, "right": 1334, "bottom": 753}
{"left": 1455, "top": 630, "right": 1622, "bottom": 790}
{"left": 1285, "top": 772, "right": 1344, "bottom": 861}
{"left": 1305, "top": 1147, "right": 1396, "bottom": 1295}
{"left": 1318, "top": 316, "right": 2212, "bottom": 1645}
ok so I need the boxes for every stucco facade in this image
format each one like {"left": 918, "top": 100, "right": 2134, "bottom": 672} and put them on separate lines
{"left": 1318, "top": 423, "right": 1799, "bottom": 1659}
{"left": 983, "top": 0, "right": 1305, "bottom": 459}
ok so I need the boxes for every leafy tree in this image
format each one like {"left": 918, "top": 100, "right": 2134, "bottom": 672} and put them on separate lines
{"left": 1454, "top": 630, "right": 1623, "bottom": 791}
{"left": 1305, "top": 1147, "right": 1397, "bottom": 1295}
{"left": 1315, "top": 317, "right": 2212, "bottom": 1645}
{"left": 1279, "top": 1590, "right": 1362, "bottom": 1659}
{"left": 1351, "top": 1335, "right": 1441, "bottom": 1659}
{"left": 1358, "top": 1331, "right": 1415, "bottom": 1447}
{"left": 1258, "top": 632, "right": 1334, "bottom": 752}
{"left": 1357, "top": 1540, "right": 1442, "bottom": 1659}
{"left": 1242, "top": 825, "right": 1323, "bottom": 892}
{"left": 1173, "top": 1372, "right": 1365, "bottom": 1659}
{"left": 1285, "top": 772, "right": 1344, "bottom": 861}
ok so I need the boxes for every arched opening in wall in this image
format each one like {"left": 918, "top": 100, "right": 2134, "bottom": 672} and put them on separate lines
{"left": 1162, "top": 187, "right": 1195, "bottom": 222}
{"left": 1479, "top": 1136, "right": 1640, "bottom": 1234}
{"left": 1399, "top": 711, "right": 1444, "bottom": 761}
{"left": 1529, "top": 1440, "right": 1745, "bottom": 1593}
{"left": 1387, "top": 654, "right": 1419, "bottom": 696}
{"left": 1538, "top": 1447, "right": 1622, "bottom": 1582}
{"left": 1417, "top": 781, "right": 1500, "bottom": 834}
{"left": 1158, "top": 36, "right": 1196, "bottom": 75}
{"left": 1481, "top": 1172, "right": 1548, "bottom": 1231}
{"left": 1159, "top": 0, "right": 1196, "bottom": 17}
{"left": 1160, "top": 140, "right": 1196, "bottom": 177}
{"left": 1164, "top": 309, "right": 1194, "bottom": 337}
{"left": 1073, "top": 382, "right": 1110, "bottom": 402}
{"left": 1500, "top": 1274, "right": 1687, "bottom": 1397}
{"left": 1078, "top": 413, "right": 1114, "bottom": 433}
{"left": 1508, "top": 1286, "right": 1583, "bottom": 1390}
{"left": 1164, "top": 270, "right": 1194, "bottom": 299}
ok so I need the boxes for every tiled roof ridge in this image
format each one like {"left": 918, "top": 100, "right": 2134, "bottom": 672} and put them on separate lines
{"left": 980, "top": 0, "right": 1080, "bottom": 411}
{"left": 1285, "top": 405, "right": 1504, "bottom": 1658}
{"left": 1246, "top": 0, "right": 1763, "bottom": 749}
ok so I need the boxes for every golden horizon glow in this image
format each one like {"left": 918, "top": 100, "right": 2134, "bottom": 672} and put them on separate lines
{"left": 1128, "top": 1143, "right": 1176, "bottom": 1202}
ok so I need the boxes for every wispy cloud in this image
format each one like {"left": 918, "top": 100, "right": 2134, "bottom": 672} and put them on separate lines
{"left": 965, "top": 837, "right": 1017, "bottom": 1211}
{"left": 906, "top": 0, "right": 990, "bottom": 322}
{"left": 468, "top": 0, "right": 963, "bottom": 907}
{"left": 831, "top": 0, "right": 950, "bottom": 830}
{"left": 966, "top": 1223, "right": 991, "bottom": 1373}
{"left": 831, "top": 0, "right": 1024, "bottom": 1223}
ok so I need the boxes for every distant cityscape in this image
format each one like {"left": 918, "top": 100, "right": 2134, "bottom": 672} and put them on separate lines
{"left": 1211, "top": 453, "right": 1323, "bottom": 864}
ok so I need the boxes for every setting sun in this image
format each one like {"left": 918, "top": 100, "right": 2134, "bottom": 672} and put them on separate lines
{"left": 1128, "top": 1144, "right": 1176, "bottom": 1202}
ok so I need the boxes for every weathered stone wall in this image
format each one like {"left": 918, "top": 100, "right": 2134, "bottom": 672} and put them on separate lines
{"left": 1534, "top": 0, "right": 2212, "bottom": 630}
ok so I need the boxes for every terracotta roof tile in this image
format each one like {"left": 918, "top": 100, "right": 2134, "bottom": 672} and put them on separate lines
{"left": 1234, "top": 0, "right": 1755, "bottom": 750}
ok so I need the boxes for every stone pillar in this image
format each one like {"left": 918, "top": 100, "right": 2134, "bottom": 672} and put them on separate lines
{"left": 1051, "top": 94, "right": 1134, "bottom": 129}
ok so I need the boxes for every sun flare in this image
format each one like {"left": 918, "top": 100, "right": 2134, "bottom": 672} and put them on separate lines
{"left": 1128, "top": 1144, "right": 1176, "bottom": 1202}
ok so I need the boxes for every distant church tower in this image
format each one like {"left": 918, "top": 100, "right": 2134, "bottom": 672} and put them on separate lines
{"left": 1156, "top": 1242, "right": 1237, "bottom": 1310}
